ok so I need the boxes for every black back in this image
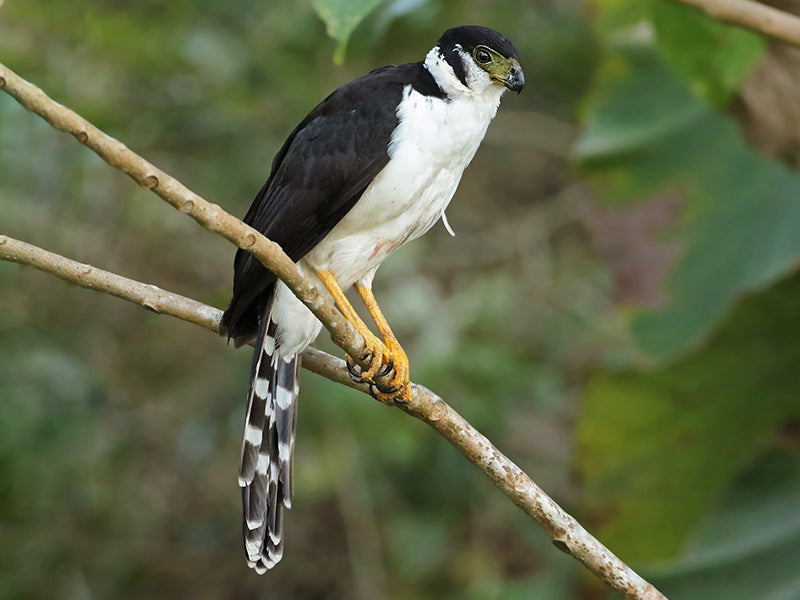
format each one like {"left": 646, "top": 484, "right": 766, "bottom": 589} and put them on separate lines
{"left": 221, "top": 62, "right": 445, "bottom": 344}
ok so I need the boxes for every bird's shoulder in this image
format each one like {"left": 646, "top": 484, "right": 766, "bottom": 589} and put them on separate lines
{"left": 223, "top": 63, "right": 444, "bottom": 342}
{"left": 334, "top": 61, "right": 447, "bottom": 104}
{"left": 317, "top": 61, "right": 444, "bottom": 109}
{"left": 277, "top": 62, "right": 444, "bottom": 158}
{"left": 259, "top": 61, "right": 444, "bottom": 210}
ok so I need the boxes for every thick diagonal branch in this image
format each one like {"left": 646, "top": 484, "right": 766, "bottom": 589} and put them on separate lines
{"left": 0, "top": 61, "right": 667, "bottom": 600}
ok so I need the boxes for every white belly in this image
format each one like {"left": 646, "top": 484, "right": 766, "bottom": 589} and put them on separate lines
{"left": 273, "top": 84, "right": 502, "bottom": 356}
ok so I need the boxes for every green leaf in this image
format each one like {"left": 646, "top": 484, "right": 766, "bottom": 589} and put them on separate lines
{"left": 575, "top": 47, "right": 710, "bottom": 201}
{"left": 588, "top": 0, "right": 764, "bottom": 104}
{"left": 585, "top": 0, "right": 655, "bottom": 36}
{"left": 311, "top": 0, "right": 382, "bottom": 64}
{"left": 577, "top": 273, "right": 800, "bottom": 561}
{"left": 576, "top": 45, "right": 800, "bottom": 358}
{"left": 651, "top": 2, "right": 764, "bottom": 105}
{"left": 648, "top": 450, "right": 800, "bottom": 599}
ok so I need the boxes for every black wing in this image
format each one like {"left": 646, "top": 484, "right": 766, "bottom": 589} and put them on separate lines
{"left": 221, "top": 62, "right": 443, "bottom": 343}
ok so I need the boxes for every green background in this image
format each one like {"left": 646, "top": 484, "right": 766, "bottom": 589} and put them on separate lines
{"left": 2, "top": 1, "right": 799, "bottom": 598}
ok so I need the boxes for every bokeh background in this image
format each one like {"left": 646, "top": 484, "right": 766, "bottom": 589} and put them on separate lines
{"left": 2, "top": 1, "right": 800, "bottom": 598}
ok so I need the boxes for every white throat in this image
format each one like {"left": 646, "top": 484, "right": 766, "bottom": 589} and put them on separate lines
{"left": 423, "top": 46, "right": 506, "bottom": 105}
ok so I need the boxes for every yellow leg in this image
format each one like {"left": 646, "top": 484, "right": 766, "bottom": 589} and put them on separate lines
{"left": 354, "top": 283, "right": 411, "bottom": 403}
{"left": 317, "top": 270, "right": 390, "bottom": 381}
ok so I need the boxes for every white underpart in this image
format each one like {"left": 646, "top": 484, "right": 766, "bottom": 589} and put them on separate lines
{"left": 272, "top": 45, "right": 506, "bottom": 357}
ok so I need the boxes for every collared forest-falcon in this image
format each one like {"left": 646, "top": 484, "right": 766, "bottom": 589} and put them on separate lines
{"left": 220, "top": 25, "right": 524, "bottom": 572}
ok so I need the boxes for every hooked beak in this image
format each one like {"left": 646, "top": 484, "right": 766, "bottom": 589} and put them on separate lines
{"left": 504, "top": 59, "right": 524, "bottom": 94}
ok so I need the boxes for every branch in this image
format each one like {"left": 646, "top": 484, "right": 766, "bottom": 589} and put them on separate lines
{"left": 0, "top": 62, "right": 366, "bottom": 366}
{"left": 0, "top": 233, "right": 366, "bottom": 392}
{"left": 666, "top": 0, "right": 800, "bottom": 47}
{"left": 0, "top": 234, "right": 665, "bottom": 598}
{"left": 0, "top": 62, "right": 667, "bottom": 600}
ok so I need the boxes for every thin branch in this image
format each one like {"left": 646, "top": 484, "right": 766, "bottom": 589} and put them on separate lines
{"left": 0, "top": 235, "right": 223, "bottom": 332}
{"left": 0, "top": 61, "right": 366, "bottom": 365}
{"left": 666, "top": 0, "right": 800, "bottom": 47}
{"left": 0, "top": 233, "right": 366, "bottom": 393}
{"left": 0, "top": 61, "right": 667, "bottom": 600}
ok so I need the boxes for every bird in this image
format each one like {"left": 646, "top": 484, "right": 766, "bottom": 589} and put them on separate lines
{"left": 219, "top": 25, "right": 524, "bottom": 573}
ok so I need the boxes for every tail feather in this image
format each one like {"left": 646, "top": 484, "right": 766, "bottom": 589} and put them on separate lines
{"left": 239, "top": 305, "right": 299, "bottom": 572}
{"left": 275, "top": 356, "right": 299, "bottom": 507}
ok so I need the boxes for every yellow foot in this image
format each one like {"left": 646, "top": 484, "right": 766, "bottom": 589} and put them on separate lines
{"left": 345, "top": 337, "right": 411, "bottom": 405}
{"left": 350, "top": 282, "right": 412, "bottom": 405}
{"left": 373, "top": 337, "right": 411, "bottom": 405}
{"left": 345, "top": 330, "right": 392, "bottom": 382}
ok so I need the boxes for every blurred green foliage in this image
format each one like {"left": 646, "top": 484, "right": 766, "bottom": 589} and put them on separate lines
{"left": 577, "top": 44, "right": 800, "bottom": 357}
{"left": 312, "top": 0, "right": 383, "bottom": 64}
{"left": 589, "top": 0, "right": 764, "bottom": 105}
{"left": 648, "top": 450, "right": 800, "bottom": 599}
{"left": 650, "top": 2, "right": 763, "bottom": 105}
{"left": 579, "top": 273, "right": 800, "bottom": 561}
{"left": 1, "top": 1, "right": 799, "bottom": 599}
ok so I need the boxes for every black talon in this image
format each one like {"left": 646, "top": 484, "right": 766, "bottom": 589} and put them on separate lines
{"left": 375, "top": 380, "right": 400, "bottom": 395}
{"left": 392, "top": 394, "right": 409, "bottom": 406}
{"left": 345, "top": 354, "right": 366, "bottom": 383}
{"left": 377, "top": 360, "right": 394, "bottom": 378}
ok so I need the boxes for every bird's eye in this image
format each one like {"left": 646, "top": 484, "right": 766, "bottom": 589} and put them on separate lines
{"left": 474, "top": 48, "right": 492, "bottom": 64}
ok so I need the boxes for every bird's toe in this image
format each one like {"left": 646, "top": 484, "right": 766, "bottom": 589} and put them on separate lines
{"left": 345, "top": 353, "right": 366, "bottom": 383}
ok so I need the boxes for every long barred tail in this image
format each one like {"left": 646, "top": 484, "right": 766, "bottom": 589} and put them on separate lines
{"left": 239, "top": 307, "right": 299, "bottom": 573}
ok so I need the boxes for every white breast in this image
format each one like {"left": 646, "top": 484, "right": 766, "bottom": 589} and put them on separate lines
{"left": 274, "top": 81, "right": 503, "bottom": 356}
{"left": 303, "top": 83, "right": 502, "bottom": 287}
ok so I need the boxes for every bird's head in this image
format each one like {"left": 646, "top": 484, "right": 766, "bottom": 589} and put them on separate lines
{"left": 427, "top": 26, "right": 524, "bottom": 97}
